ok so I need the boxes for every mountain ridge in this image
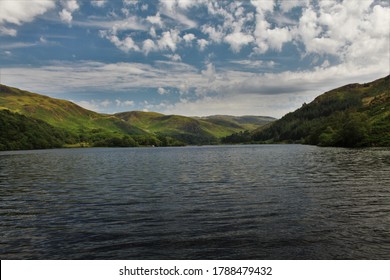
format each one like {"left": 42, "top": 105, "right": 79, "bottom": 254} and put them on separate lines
{"left": 1, "top": 75, "right": 388, "bottom": 150}
{"left": 0, "top": 84, "right": 273, "bottom": 150}
{"left": 250, "top": 75, "right": 390, "bottom": 147}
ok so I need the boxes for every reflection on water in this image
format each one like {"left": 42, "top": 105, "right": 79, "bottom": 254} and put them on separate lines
{"left": 0, "top": 145, "right": 389, "bottom": 259}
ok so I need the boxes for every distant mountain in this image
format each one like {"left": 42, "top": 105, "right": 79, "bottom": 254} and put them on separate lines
{"left": 252, "top": 75, "right": 390, "bottom": 147}
{"left": 198, "top": 115, "right": 275, "bottom": 131}
{"left": 0, "top": 84, "right": 273, "bottom": 150}
{"left": 115, "top": 111, "right": 274, "bottom": 145}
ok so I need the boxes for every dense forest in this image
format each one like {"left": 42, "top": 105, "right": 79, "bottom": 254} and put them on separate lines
{"left": 0, "top": 110, "right": 73, "bottom": 150}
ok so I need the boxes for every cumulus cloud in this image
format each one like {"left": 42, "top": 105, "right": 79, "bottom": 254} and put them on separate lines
{"left": 1, "top": 0, "right": 389, "bottom": 117}
{"left": 147, "top": 12, "right": 163, "bottom": 27}
{"left": 105, "top": 34, "right": 140, "bottom": 52}
{"left": 142, "top": 39, "right": 157, "bottom": 55}
{"left": 251, "top": 0, "right": 275, "bottom": 14}
{"left": 59, "top": 0, "right": 80, "bottom": 25}
{"left": 0, "top": 0, "right": 55, "bottom": 25}
{"left": 0, "top": 0, "right": 55, "bottom": 36}
{"left": 2, "top": 54, "right": 389, "bottom": 117}
{"left": 197, "top": 39, "right": 208, "bottom": 51}
{"left": 201, "top": 25, "right": 225, "bottom": 43}
{"left": 157, "top": 29, "right": 181, "bottom": 52}
{"left": 183, "top": 33, "right": 196, "bottom": 44}
{"left": 59, "top": 9, "right": 73, "bottom": 25}
{"left": 224, "top": 32, "right": 254, "bottom": 52}
{"left": 165, "top": 54, "right": 182, "bottom": 62}
{"left": 294, "top": 0, "right": 390, "bottom": 67}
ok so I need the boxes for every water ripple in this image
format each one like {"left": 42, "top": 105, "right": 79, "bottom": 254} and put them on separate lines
{"left": 1, "top": 145, "right": 389, "bottom": 259}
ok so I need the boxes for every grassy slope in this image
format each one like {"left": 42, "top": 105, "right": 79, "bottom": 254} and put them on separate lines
{"left": 116, "top": 111, "right": 219, "bottom": 144}
{"left": 199, "top": 115, "right": 276, "bottom": 131}
{"left": 0, "top": 84, "right": 146, "bottom": 136}
{"left": 1, "top": 85, "right": 273, "bottom": 146}
{"left": 115, "top": 111, "right": 274, "bottom": 142}
{"left": 252, "top": 75, "right": 390, "bottom": 146}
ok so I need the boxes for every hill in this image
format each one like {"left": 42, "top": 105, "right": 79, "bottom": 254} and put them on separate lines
{"left": 0, "top": 84, "right": 146, "bottom": 136}
{"left": 0, "top": 84, "right": 273, "bottom": 149}
{"left": 115, "top": 111, "right": 273, "bottom": 145}
{"left": 0, "top": 110, "right": 76, "bottom": 151}
{"left": 198, "top": 115, "right": 275, "bottom": 131}
{"left": 252, "top": 75, "right": 390, "bottom": 147}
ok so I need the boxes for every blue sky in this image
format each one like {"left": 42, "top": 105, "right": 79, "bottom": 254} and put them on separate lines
{"left": 0, "top": 0, "right": 389, "bottom": 118}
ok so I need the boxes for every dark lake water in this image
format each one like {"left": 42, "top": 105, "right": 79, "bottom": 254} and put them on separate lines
{"left": 1, "top": 145, "right": 389, "bottom": 259}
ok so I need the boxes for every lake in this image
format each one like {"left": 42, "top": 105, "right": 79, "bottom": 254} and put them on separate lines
{"left": 0, "top": 144, "right": 389, "bottom": 259}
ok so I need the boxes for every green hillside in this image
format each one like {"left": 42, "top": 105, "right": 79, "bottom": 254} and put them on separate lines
{"left": 0, "top": 84, "right": 273, "bottom": 149}
{"left": 199, "top": 115, "right": 276, "bottom": 131}
{"left": 0, "top": 110, "right": 75, "bottom": 150}
{"left": 115, "top": 111, "right": 273, "bottom": 145}
{"left": 117, "top": 112, "right": 223, "bottom": 145}
{"left": 0, "top": 84, "right": 145, "bottom": 136}
{"left": 252, "top": 75, "right": 390, "bottom": 147}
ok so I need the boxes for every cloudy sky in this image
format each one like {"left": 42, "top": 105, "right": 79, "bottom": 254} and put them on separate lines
{"left": 0, "top": 0, "right": 389, "bottom": 118}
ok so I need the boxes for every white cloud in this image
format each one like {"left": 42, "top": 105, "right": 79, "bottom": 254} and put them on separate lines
{"left": 62, "top": 0, "right": 79, "bottom": 12}
{"left": 0, "top": 0, "right": 55, "bottom": 25}
{"left": 230, "top": 60, "right": 276, "bottom": 69}
{"left": 183, "top": 33, "right": 196, "bottom": 44}
{"left": 264, "top": 27, "right": 292, "bottom": 51}
{"left": 106, "top": 34, "right": 140, "bottom": 53}
{"left": 74, "top": 100, "right": 100, "bottom": 112}
{"left": 124, "top": 100, "right": 135, "bottom": 106}
{"left": 59, "top": 9, "right": 73, "bottom": 25}
{"left": 76, "top": 17, "right": 147, "bottom": 32}
{"left": 123, "top": 0, "right": 138, "bottom": 6}
{"left": 157, "top": 29, "right": 181, "bottom": 52}
{"left": 141, "top": 4, "right": 149, "bottom": 11}
{"left": 158, "top": 87, "right": 167, "bottom": 95}
{"left": 224, "top": 32, "right": 254, "bottom": 53}
{"left": 279, "top": 0, "right": 309, "bottom": 13}
{"left": 159, "top": 0, "right": 198, "bottom": 29}
{"left": 142, "top": 39, "right": 157, "bottom": 55}
{"left": 59, "top": 0, "right": 80, "bottom": 25}
{"left": 201, "top": 63, "right": 216, "bottom": 83}
{"left": 197, "top": 39, "right": 208, "bottom": 51}
{"left": 294, "top": 1, "right": 390, "bottom": 67}
{"left": 91, "top": 0, "right": 107, "bottom": 8}
{"left": 0, "top": 26, "right": 17, "bottom": 37}
{"left": 201, "top": 25, "right": 224, "bottom": 43}
{"left": 147, "top": 12, "right": 163, "bottom": 27}
{"left": 0, "top": 0, "right": 55, "bottom": 36}
{"left": 165, "top": 54, "right": 182, "bottom": 62}
{"left": 116, "top": 99, "right": 134, "bottom": 107}
{"left": 2, "top": 54, "right": 389, "bottom": 117}
{"left": 0, "top": 42, "right": 37, "bottom": 49}
{"left": 250, "top": 0, "right": 275, "bottom": 14}
{"left": 100, "top": 99, "right": 111, "bottom": 107}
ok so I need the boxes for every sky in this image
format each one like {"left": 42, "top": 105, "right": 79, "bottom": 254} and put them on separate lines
{"left": 0, "top": 0, "right": 389, "bottom": 118}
